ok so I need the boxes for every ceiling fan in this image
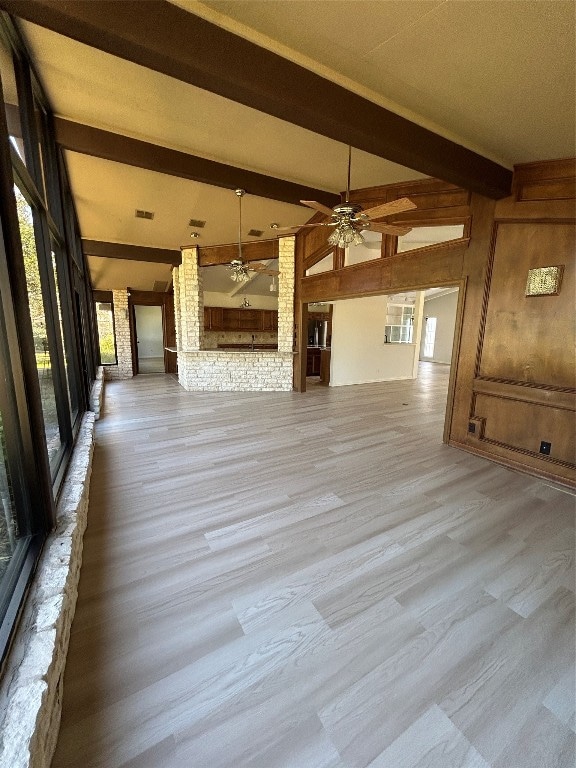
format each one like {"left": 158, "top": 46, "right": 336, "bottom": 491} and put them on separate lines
{"left": 228, "top": 189, "right": 280, "bottom": 282}
{"left": 276, "top": 146, "right": 417, "bottom": 247}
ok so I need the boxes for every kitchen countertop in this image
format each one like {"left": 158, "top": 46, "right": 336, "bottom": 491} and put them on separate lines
{"left": 217, "top": 344, "right": 278, "bottom": 350}
{"left": 167, "top": 346, "right": 298, "bottom": 354}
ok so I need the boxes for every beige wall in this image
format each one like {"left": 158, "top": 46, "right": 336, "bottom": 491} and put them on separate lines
{"left": 419, "top": 290, "right": 459, "bottom": 364}
{"left": 330, "top": 295, "right": 419, "bottom": 386}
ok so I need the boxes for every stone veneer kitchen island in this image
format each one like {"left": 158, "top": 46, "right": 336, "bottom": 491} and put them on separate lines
{"left": 173, "top": 237, "right": 295, "bottom": 392}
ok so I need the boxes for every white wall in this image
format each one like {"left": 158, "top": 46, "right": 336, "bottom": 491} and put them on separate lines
{"left": 134, "top": 305, "right": 164, "bottom": 358}
{"left": 203, "top": 291, "right": 278, "bottom": 310}
{"left": 330, "top": 295, "right": 419, "bottom": 386}
{"left": 419, "top": 290, "right": 459, "bottom": 364}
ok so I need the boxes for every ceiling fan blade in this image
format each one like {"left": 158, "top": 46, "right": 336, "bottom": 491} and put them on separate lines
{"left": 248, "top": 262, "right": 275, "bottom": 270}
{"left": 274, "top": 222, "right": 336, "bottom": 230}
{"left": 252, "top": 268, "right": 280, "bottom": 276}
{"left": 359, "top": 197, "right": 417, "bottom": 220}
{"left": 362, "top": 221, "right": 412, "bottom": 236}
{"left": 300, "top": 200, "right": 335, "bottom": 217}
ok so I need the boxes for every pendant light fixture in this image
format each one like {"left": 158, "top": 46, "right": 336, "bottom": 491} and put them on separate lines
{"left": 229, "top": 189, "right": 250, "bottom": 282}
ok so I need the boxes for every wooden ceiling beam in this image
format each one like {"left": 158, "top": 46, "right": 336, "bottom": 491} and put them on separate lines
{"left": 198, "top": 239, "right": 279, "bottom": 267}
{"left": 54, "top": 119, "right": 339, "bottom": 208}
{"left": 82, "top": 239, "right": 181, "bottom": 265}
{"left": 1, "top": 0, "right": 512, "bottom": 199}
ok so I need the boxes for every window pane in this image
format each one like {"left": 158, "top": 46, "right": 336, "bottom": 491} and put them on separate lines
{"left": 15, "top": 186, "right": 63, "bottom": 465}
{"left": 34, "top": 99, "right": 48, "bottom": 203}
{"left": 0, "top": 412, "right": 20, "bottom": 583}
{"left": 50, "top": 241, "right": 75, "bottom": 419}
{"left": 424, "top": 317, "right": 437, "bottom": 358}
{"left": 397, "top": 224, "right": 465, "bottom": 253}
{"left": 95, "top": 302, "right": 117, "bottom": 364}
{"left": 344, "top": 231, "right": 382, "bottom": 266}
{"left": 0, "top": 37, "right": 27, "bottom": 165}
{"left": 306, "top": 252, "right": 334, "bottom": 276}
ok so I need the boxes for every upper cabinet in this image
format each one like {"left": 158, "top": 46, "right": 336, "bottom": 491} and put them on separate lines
{"left": 204, "top": 307, "right": 278, "bottom": 332}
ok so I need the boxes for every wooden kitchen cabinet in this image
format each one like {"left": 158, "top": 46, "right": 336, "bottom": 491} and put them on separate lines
{"left": 204, "top": 307, "right": 278, "bottom": 332}
{"left": 204, "top": 306, "right": 224, "bottom": 330}
{"left": 306, "top": 347, "right": 321, "bottom": 376}
{"left": 262, "top": 310, "right": 278, "bottom": 331}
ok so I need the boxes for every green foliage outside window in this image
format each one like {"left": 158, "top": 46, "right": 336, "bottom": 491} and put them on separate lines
{"left": 95, "top": 302, "right": 117, "bottom": 364}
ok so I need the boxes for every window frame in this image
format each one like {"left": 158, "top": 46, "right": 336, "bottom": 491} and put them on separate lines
{"left": 94, "top": 290, "right": 118, "bottom": 366}
{"left": 0, "top": 12, "right": 96, "bottom": 664}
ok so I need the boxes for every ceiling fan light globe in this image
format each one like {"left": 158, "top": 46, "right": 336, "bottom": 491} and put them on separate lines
{"left": 328, "top": 229, "right": 340, "bottom": 247}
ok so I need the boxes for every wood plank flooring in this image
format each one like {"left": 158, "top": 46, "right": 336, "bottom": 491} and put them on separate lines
{"left": 52, "top": 363, "right": 575, "bottom": 768}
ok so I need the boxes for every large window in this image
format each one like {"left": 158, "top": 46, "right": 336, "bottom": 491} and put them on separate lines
{"left": 0, "top": 16, "right": 95, "bottom": 661}
{"left": 0, "top": 412, "right": 18, "bottom": 584}
{"left": 94, "top": 295, "right": 117, "bottom": 365}
{"left": 15, "top": 185, "right": 65, "bottom": 466}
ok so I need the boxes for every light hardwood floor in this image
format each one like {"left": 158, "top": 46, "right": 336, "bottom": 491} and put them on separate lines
{"left": 52, "top": 363, "right": 575, "bottom": 768}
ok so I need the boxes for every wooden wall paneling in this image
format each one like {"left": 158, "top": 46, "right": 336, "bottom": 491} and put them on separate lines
{"left": 492, "top": 199, "right": 576, "bottom": 220}
{"left": 443, "top": 278, "right": 469, "bottom": 443}
{"left": 443, "top": 192, "right": 497, "bottom": 447}
{"left": 128, "top": 296, "right": 138, "bottom": 375}
{"left": 460, "top": 165, "right": 576, "bottom": 487}
{"left": 300, "top": 272, "right": 339, "bottom": 304}
{"left": 478, "top": 221, "right": 575, "bottom": 388}
{"left": 334, "top": 247, "right": 345, "bottom": 271}
{"left": 389, "top": 241, "right": 468, "bottom": 285}
{"left": 302, "top": 234, "right": 333, "bottom": 271}
{"left": 348, "top": 178, "right": 455, "bottom": 204}
{"left": 349, "top": 179, "right": 470, "bottom": 209}
{"left": 512, "top": 157, "right": 576, "bottom": 201}
{"left": 293, "top": 231, "right": 306, "bottom": 391}
{"left": 474, "top": 393, "right": 575, "bottom": 468}
{"left": 301, "top": 258, "right": 393, "bottom": 302}
{"left": 473, "top": 377, "right": 575, "bottom": 411}
{"left": 519, "top": 179, "right": 576, "bottom": 202}
{"left": 294, "top": 300, "right": 307, "bottom": 391}
{"left": 163, "top": 293, "right": 177, "bottom": 373}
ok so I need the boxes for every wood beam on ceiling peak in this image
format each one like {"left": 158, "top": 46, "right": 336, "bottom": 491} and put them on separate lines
{"left": 82, "top": 240, "right": 181, "bottom": 265}
{"left": 0, "top": 0, "right": 512, "bottom": 199}
{"left": 54, "top": 119, "right": 339, "bottom": 208}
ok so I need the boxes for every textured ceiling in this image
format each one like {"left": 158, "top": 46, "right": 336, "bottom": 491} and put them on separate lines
{"left": 197, "top": 0, "right": 575, "bottom": 164}
{"left": 13, "top": 0, "right": 576, "bottom": 292}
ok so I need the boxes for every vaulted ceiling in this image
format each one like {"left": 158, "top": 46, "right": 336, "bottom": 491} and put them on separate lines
{"left": 2, "top": 0, "right": 574, "bottom": 292}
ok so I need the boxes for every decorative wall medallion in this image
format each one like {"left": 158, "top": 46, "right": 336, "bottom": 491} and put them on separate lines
{"left": 525, "top": 265, "right": 564, "bottom": 296}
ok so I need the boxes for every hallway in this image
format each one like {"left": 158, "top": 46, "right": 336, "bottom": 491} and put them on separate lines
{"left": 53, "top": 365, "right": 575, "bottom": 767}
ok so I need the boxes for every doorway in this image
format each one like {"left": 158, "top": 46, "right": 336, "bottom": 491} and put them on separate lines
{"left": 134, "top": 304, "right": 164, "bottom": 373}
{"left": 303, "top": 283, "right": 463, "bottom": 443}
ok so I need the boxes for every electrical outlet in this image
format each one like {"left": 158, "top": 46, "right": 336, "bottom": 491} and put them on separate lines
{"left": 539, "top": 441, "right": 551, "bottom": 455}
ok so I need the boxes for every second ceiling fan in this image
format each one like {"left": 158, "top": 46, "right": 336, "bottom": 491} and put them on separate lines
{"left": 228, "top": 188, "right": 279, "bottom": 282}
{"left": 280, "top": 146, "right": 417, "bottom": 247}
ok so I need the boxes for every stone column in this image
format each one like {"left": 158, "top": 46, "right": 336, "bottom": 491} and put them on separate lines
{"left": 178, "top": 246, "right": 203, "bottom": 352}
{"left": 277, "top": 235, "right": 295, "bottom": 353}
{"left": 173, "top": 267, "right": 182, "bottom": 352}
{"left": 105, "top": 289, "right": 133, "bottom": 379}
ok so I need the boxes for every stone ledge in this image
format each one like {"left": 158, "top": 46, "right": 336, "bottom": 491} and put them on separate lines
{"left": 0, "top": 409, "right": 96, "bottom": 768}
{"left": 90, "top": 366, "right": 104, "bottom": 419}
